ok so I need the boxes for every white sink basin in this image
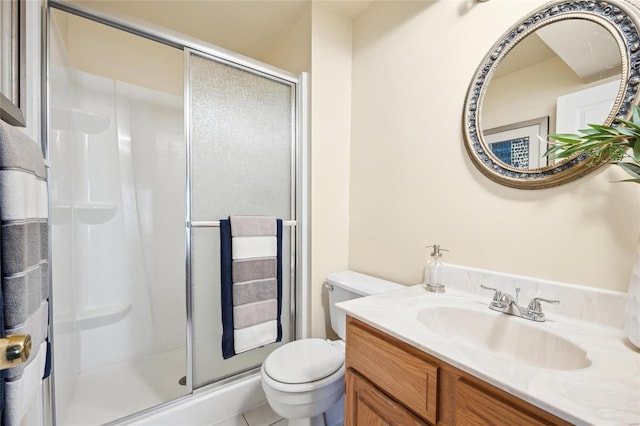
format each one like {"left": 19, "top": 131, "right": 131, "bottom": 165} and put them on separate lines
{"left": 416, "top": 304, "right": 591, "bottom": 371}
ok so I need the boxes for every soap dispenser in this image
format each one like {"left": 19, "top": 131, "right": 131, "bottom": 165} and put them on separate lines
{"left": 424, "top": 245, "right": 448, "bottom": 293}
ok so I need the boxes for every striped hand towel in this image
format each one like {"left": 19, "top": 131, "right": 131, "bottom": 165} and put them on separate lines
{"left": 221, "top": 216, "right": 282, "bottom": 359}
{"left": 0, "top": 121, "right": 50, "bottom": 426}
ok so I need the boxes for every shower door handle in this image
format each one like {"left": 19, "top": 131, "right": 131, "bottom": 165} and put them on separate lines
{"left": 0, "top": 334, "right": 31, "bottom": 370}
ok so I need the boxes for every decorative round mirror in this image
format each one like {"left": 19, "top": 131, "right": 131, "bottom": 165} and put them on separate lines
{"left": 463, "top": 0, "right": 640, "bottom": 189}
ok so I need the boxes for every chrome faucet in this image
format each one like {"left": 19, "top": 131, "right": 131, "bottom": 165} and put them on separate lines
{"left": 480, "top": 285, "right": 559, "bottom": 322}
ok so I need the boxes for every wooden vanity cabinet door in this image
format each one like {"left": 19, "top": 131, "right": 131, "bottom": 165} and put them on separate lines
{"left": 346, "top": 317, "right": 439, "bottom": 424}
{"left": 346, "top": 369, "right": 427, "bottom": 426}
{"left": 456, "top": 379, "right": 554, "bottom": 426}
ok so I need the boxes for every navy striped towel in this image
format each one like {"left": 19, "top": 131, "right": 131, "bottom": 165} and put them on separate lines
{"left": 221, "top": 216, "right": 282, "bottom": 359}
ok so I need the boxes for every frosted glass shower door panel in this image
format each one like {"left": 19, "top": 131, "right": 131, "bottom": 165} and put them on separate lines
{"left": 189, "top": 53, "right": 296, "bottom": 387}
{"left": 190, "top": 54, "right": 293, "bottom": 220}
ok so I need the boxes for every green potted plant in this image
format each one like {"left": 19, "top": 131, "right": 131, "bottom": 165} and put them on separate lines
{"left": 546, "top": 106, "right": 640, "bottom": 350}
{"left": 546, "top": 105, "right": 640, "bottom": 183}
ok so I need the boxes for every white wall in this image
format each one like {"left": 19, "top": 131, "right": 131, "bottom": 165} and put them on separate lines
{"left": 59, "top": 11, "right": 183, "bottom": 96}
{"left": 264, "top": 4, "right": 311, "bottom": 76}
{"left": 310, "top": 3, "right": 352, "bottom": 338}
{"left": 483, "top": 57, "right": 581, "bottom": 134}
{"left": 348, "top": 1, "right": 640, "bottom": 293}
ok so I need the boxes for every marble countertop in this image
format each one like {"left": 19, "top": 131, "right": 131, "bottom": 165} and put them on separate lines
{"left": 336, "top": 268, "right": 640, "bottom": 425}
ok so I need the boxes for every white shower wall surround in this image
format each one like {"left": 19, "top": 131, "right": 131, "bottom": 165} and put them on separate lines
{"left": 55, "top": 74, "right": 186, "bottom": 371}
{"left": 49, "top": 18, "right": 186, "bottom": 422}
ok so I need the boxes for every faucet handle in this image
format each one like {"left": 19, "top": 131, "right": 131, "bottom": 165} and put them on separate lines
{"left": 480, "top": 285, "right": 501, "bottom": 301}
{"left": 527, "top": 297, "right": 559, "bottom": 318}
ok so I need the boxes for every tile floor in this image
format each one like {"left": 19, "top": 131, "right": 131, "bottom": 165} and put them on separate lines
{"left": 210, "top": 402, "right": 285, "bottom": 426}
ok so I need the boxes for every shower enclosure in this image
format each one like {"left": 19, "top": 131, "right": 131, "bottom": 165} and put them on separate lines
{"left": 46, "top": 3, "right": 304, "bottom": 425}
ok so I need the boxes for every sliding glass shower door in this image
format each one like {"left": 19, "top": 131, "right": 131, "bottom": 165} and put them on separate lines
{"left": 188, "top": 51, "right": 297, "bottom": 387}
{"left": 48, "top": 4, "right": 302, "bottom": 424}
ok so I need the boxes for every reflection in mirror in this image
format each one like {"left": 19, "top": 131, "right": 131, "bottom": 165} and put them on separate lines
{"left": 484, "top": 116, "right": 550, "bottom": 169}
{"left": 482, "top": 20, "right": 622, "bottom": 171}
{"left": 463, "top": 0, "right": 640, "bottom": 189}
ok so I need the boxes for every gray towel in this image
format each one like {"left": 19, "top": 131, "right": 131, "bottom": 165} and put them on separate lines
{"left": 232, "top": 299, "right": 277, "bottom": 329}
{"left": 0, "top": 124, "right": 46, "bottom": 178}
{"left": 232, "top": 278, "right": 277, "bottom": 306}
{"left": 230, "top": 215, "right": 276, "bottom": 237}
{"left": 1, "top": 222, "right": 48, "bottom": 274}
{"left": 232, "top": 258, "right": 277, "bottom": 283}
{"left": 0, "top": 120, "right": 50, "bottom": 426}
{"left": 3, "top": 262, "right": 48, "bottom": 328}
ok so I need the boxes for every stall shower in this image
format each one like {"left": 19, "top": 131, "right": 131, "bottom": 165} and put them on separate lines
{"left": 46, "top": 4, "right": 302, "bottom": 425}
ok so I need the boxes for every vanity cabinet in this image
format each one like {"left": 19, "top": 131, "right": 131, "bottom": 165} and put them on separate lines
{"left": 345, "top": 316, "right": 572, "bottom": 426}
{"left": 346, "top": 370, "right": 427, "bottom": 425}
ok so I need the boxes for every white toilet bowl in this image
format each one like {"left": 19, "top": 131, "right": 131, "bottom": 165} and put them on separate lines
{"left": 260, "top": 271, "right": 404, "bottom": 425}
{"left": 261, "top": 339, "right": 345, "bottom": 425}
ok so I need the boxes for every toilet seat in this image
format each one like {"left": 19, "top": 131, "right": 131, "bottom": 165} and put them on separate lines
{"left": 264, "top": 338, "right": 344, "bottom": 384}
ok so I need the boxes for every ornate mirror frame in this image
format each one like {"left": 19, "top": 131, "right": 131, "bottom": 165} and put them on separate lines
{"left": 463, "top": 0, "right": 640, "bottom": 189}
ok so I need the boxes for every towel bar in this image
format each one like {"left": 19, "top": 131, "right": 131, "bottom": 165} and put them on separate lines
{"left": 0, "top": 334, "right": 31, "bottom": 370}
{"left": 189, "top": 220, "right": 297, "bottom": 228}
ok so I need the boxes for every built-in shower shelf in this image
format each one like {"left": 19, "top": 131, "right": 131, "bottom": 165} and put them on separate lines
{"left": 51, "top": 203, "right": 118, "bottom": 225}
{"left": 55, "top": 304, "right": 132, "bottom": 333}
{"left": 74, "top": 203, "right": 118, "bottom": 224}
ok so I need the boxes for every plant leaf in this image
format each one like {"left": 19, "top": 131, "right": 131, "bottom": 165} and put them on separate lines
{"left": 617, "top": 161, "right": 640, "bottom": 179}
{"left": 587, "top": 124, "right": 618, "bottom": 135}
{"left": 615, "top": 117, "right": 640, "bottom": 132}
{"left": 547, "top": 133, "right": 584, "bottom": 143}
{"left": 612, "top": 178, "right": 640, "bottom": 184}
{"left": 614, "top": 127, "right": 639, "bottom": 137}
{"left": 578, "top": 128, "right": 601, "bottom": 135}
{"left": 633, "top": 104, "right": 640, "bottom": 124}
{"left": 634, "top": 138, "right": 640, "bottom": 162}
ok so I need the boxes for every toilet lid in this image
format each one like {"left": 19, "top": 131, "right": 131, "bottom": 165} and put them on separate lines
{"left": 264, "top": 339, "right": 344, "bottom": 384}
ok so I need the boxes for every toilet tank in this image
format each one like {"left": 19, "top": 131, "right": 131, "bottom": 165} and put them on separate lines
{"left": 326, "top": 271, "right": 403, "bottom": 340}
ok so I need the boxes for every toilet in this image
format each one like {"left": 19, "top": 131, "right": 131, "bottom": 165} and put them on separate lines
{"left": 260, "top": 271, "right": 403, "bottom": 426}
